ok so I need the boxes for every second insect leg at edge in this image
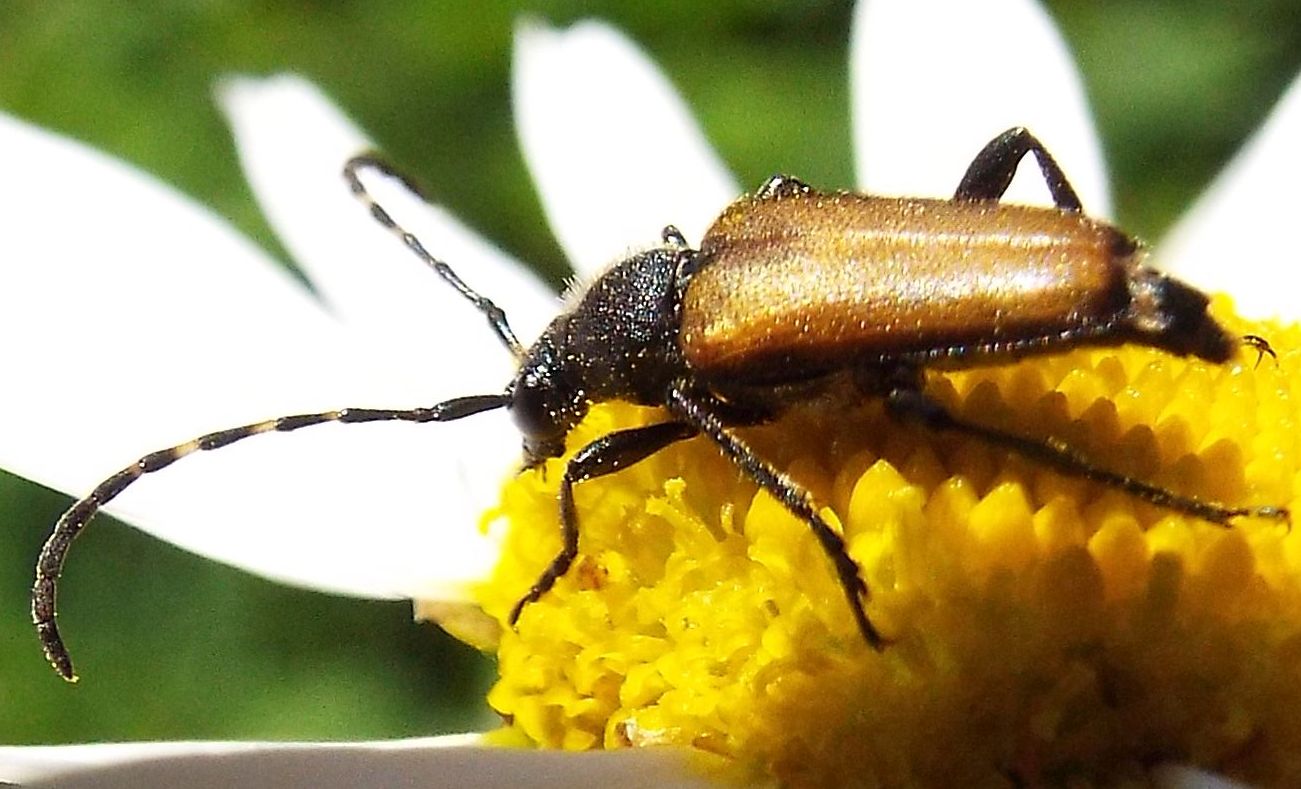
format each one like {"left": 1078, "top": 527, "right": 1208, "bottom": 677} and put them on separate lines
{"left": 508, "top": 421, "right": 698, "bottom": 626}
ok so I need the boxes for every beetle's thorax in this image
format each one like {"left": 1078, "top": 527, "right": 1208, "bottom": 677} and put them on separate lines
{"left": 558, "top": 246, "right": 690, "bottom": 401}
{"left": 507, "top": 246, "right": 691, "bottom": 464}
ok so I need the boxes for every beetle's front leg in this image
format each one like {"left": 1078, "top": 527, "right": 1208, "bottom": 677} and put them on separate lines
{"left": 665, "top": 383, "right": 885, "bottom": 650}
{"left": 884, "top": 385, "right": 1289, "bottom": 526}
{"left": 953, "top": 126, "right": 1083, "bottom": 212}
{"left": 509, "top": 420, "right": 697, "bottom": 626}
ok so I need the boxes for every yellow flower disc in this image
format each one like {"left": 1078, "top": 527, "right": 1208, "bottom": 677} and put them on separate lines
{"left": 474, "top": 301, "right": 1301, "bottom": 787}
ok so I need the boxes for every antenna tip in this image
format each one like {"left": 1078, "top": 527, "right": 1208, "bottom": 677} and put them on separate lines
{"left": 36, "top": 619, "right": 78, "bottom": 682}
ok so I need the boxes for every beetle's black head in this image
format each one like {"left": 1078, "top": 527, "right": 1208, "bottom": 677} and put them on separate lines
{"left": 507, "top": 329, "right": 588, "bottom": 467}
{"left": 506, "top": 241, "right": 691, "bottom": 468}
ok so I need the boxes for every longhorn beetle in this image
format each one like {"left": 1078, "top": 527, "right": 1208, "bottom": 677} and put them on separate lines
{"left": 33, "top": 127, "right": 1289, "bottom": 681}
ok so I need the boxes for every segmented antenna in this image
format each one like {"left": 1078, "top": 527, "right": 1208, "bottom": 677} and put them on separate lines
{"left": 343, "top": 154, "right": 526, "bottom": 360}
{"left": 32, "top": 396, "right": 510, "bottom": 681}
{"left": 33, "top": 153, "right": 535, "bottom": 682}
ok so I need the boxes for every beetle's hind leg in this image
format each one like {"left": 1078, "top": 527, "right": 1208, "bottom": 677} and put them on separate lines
{"left": 509, "top": 421, "right": 697, "bottom": 627}
{"left": 884, "top": 385, "right": 1290, "bottom": 526}
{"left": 954, "top": 127, "right": 1084, "bottom": 212}
{"left": 665, "top": 383, "right": 885, "bottom": 650}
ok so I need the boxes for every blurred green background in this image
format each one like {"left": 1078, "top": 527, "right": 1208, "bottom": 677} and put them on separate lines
{"left": 2, "top": 0, "right": 1300, "bottom": 746}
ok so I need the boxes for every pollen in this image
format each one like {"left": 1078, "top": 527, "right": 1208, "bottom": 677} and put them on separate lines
{"left": 472, "top": 300, "right": 1301, "bottom": 787}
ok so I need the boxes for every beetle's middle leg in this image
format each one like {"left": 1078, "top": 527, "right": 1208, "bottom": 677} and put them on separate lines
{"left": 953, "top": 126, "right": 1084, "bottom": 212}
{"left": 884, "top": 385, "right": 1290, "bottom": 526}
{"left": 509, "top": 420, "right": 697, "bottom": 626}
{"left": 666, "top": 383, "right": 885, "bottom": 650}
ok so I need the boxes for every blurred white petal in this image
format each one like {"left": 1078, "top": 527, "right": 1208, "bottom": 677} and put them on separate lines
{"left": 1158, "top": 70, "right": 1301, "bottom": 318}
{"left": 513, "top": 18, "right": 738, "bottom": 276}
{"left": 851, "top": 0, "right": 1109, "bottom": 215}
{"left": 217, "top": 73, "right": 556, "bottom": 359}
{"left": 0, "top": 737, "right": 726, "bottom": 789}
{"left": 1151, "top": 764, "right": 1254, "bottom": 789}
{"left": 0, "top": 111, "right": 505, "bottom": 602}
{"left": 219, "top": 75, "right": 564, "bottom": 593}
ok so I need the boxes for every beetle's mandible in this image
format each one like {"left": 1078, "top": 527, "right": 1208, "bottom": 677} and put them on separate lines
{"left": 32, "top": 127, "right": 1289, "bottom": 681}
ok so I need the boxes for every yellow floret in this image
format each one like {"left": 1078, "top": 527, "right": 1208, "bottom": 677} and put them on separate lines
{"left": 472, "top": 300, "right": 1301, "bottom": 787}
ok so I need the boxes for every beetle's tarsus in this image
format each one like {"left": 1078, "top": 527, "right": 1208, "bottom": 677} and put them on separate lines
{"left": 1241, "top": 333, "right": 1278, "bottom": 369}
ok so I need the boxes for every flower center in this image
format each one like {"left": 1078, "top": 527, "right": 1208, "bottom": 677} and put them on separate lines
{"left": 472, "top": 300, "right": 1301, "bottom": 786}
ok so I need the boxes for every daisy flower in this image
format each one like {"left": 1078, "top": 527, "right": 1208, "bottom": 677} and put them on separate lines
{"left": 3, "top": 0, "right": 1300, "bottom": 786}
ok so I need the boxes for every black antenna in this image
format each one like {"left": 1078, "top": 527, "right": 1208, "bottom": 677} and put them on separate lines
{"left": 32, "top": 397, "right": 510, "bottom": 682}
{"left": 33, "top": 154, "right": 531, "bottom": 682}
{"left": 343, "top": 155, "right": 526, "bottom": 360}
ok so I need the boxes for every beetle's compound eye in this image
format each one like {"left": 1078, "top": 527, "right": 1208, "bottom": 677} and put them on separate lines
{"left": 508, "top": 345, "right": 584, "bottom": 466}
{"left": 510, "top": 374, "right": 562, "bottom": 440}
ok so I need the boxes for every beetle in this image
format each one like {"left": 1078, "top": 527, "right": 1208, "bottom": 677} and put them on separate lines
{"left": 32, "top": 127, "right": 1288, "bottom": 681}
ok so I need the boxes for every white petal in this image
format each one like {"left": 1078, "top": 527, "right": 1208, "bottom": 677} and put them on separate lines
{"left": 1157, "top": 70, "right": 1301, "bottom": 319}
{"left": 1150, "top": 764, "right": 1254, "bottom": 789}
{"left": 0, "top": 737, "right": 729, "bottom": 789}
{"left": 0, "top": 112, "right": 510, "bottom": 602}
{"left": 217, "top": 73, "right": 557, "bottom": 354}
{"left": 851, "top": 0, "right": 1109, "bottom": 216}
{"left": 0, "top": 740, "right": 1245, "bottom": 789}
{"left": 513, "top": 19, "right": 738, "bottom": 276}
